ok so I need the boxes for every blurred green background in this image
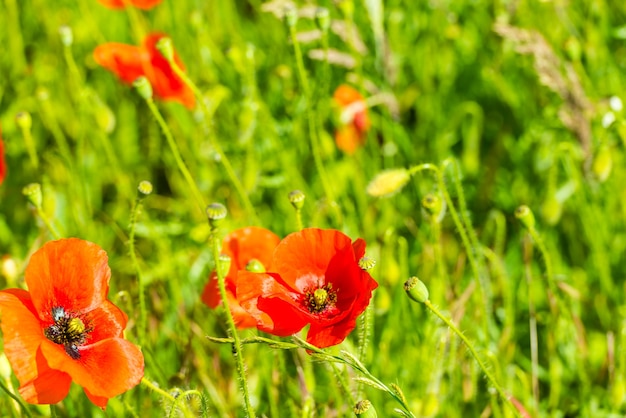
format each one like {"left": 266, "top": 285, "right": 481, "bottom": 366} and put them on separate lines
{"left": 1, "top": 0, "right": 626, "bottom": 416}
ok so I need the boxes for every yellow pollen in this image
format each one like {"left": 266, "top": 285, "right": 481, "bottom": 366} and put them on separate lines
{"left": 314, "top": 289, "right": 328, "bottom": 307}
{"left": 67, "top": 317, "right": 85, "bottom": 336}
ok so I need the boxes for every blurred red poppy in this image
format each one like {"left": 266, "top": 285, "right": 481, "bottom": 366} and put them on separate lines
{"left": 94, "top": 33, "right": 195, "bottom": 108}
{"left": 202, "top": 227, "right": 280, "bottom": 329}
{"left": 0, "top": 125, "right": 6, "bottom": 185}
{"left": 333, "top": 85, "right": 370, "bottom": 154}
{"left": 97, "top": 0, "right": 162, "bottom": 10}
{"left": 0, "top": 239, "right": 144, "bottom": 409}
{"left": 237, "top": 228, "right": 378, "bottom": 348}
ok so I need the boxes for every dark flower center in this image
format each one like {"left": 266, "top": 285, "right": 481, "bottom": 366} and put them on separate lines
{"left": 303, "top": 283, "right": 337, "bottom": 314}
{"left": 44, "top": 306, "right": 90, "bottom": 360}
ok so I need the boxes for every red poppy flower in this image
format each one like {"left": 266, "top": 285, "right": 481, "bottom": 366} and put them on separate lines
{"left": 0, "top": 125, "right": 6, "bottom": 186}
{"left": 202, "top": 227, "right": 280, "bottom": 329}
{"left": 333, "top": 85, "right": 371, "bottom": 154}
{"left": 0, "top": 239, "right": 144, "bottom": 409}
{"left": 93, "top": 33, "right": 195, "bottom": 108}
{"left": 237, "top": 228, "right": 378, "bottom": 348}
{"left": 97, "top": 0, "right": 162, "bottom": 10}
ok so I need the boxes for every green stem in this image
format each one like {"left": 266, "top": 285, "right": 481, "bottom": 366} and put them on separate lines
{"left": 166, "top": 59, "right": 258, "bottom": 224}
{"left": 287, "top": 18, "right": 341, "bottom": 226}
{"left": 423, "top": 300, "right": 519, "bottom": 416}
{"left": 18, "top": 121, "right": 39, "bottom": 169}
{"left": 295, "top": 208, "right": 303, "bottom": 231}
{"left": 211, "top": 232, "right": 256, "bottom": 418}
{"left": 4, "top": 0, "right": 26, "bottom": 74}
{"left": 144, "top": 99, "right": 206, "bottom": 213}
{"left": 35, "top": 206, "right": 62, "bottom": 240}
{"left": 0, "top": 379, "right": 32, "bottom": 418}
{"left": 128, "top": 193, "right": 147, "bottom": 344}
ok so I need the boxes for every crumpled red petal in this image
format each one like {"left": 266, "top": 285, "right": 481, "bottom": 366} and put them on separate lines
{"left": 24, "top": 238, "right": 111, "bottom": 320}
{"left": 93, "top": 43, "right": 147, "bottom": 84}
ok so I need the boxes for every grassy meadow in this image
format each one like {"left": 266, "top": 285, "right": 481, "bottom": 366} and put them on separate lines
{"left": 1, "top": 0, "right": 626, "bottom": 417}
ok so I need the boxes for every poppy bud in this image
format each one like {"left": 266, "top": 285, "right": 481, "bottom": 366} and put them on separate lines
{"left": 358, "top": 256, "right": 376, "bottom": 270}
{"left": 514, "top": 205, "right": 535, "bottom": 230}
{"left": 288, "top": 189, "right": 305, "bottom": 209}
{"left": 422, "top": 193, "right": 442, "bottom": 219}
{"left": 23, "top": 183, "right": 43, "bottom": 208}
{"left": 137, "top": 180, "right": 153, "bottom": 197}
{"left": 15, "top": 111, "right": 32, "bottom": 131}
{"left": 245, "top": 258, "right": 265, "bottom": 273}
{"left": 366, "top": 168, "right": 411, "bottom": 198}
{"left": 610, "top": 96, "right": 623, "bottom": 112}
{"left": 404, "top": 276, "right": 429, "bottom": 303}
{"left": 315, "top": 7, "right": 330, "bottom": 32}
{"left": 0, "top": 353, "right": 11, "bottom": 380}
{"left": 284, "top": 7, "right": 298, "bottom": 28}
{"left": 353, "top": 400, "right": 377, "bottom": 418}
{"left": 59, "top": 25, "right": 73, "bottom": 47}
{"left": 541, "top": 195, "right": 562, "bottom": 225}
{"left": 217, "top": 254, "right": 231, "bottom": 278}
{"left": 156, "top": 37, "right": 174, "bottom": 62}
{"left": 206, "top": 203, "right": 227, "bottom": 229}
{"left": 592, "top": 145, "right": 612, "bottom": 182}
{"left": 133, "top": 76, "right": 153, "bottom": 101}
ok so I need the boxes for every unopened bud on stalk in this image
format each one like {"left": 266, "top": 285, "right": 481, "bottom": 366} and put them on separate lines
{"left": 288, "top": 190, "right": 305, "bottom": 209}
{"left": 246, "top": 258, "right": 265, "bottom": 273}
{"left": 15, "top": 111, "right": 32, "bottom": 130}
{"left": 216, "top": 254, "right": 231, "bottom": 278}
{"left": 358, "top": 256, "right": 376, "bottom": 270}
{"left": 156, "top": 37, "right": 174, "bottom": 62}
{"left": 133, "top": 76, "right": 153, "bottom": 101}
{"left": 59, "top": 25, "right": 73, "bottom": 47}
{"left": 137, "top": 180, "right": 153, "bottom": 197}
{"left": 23, "top": 183, "right": 43, "bottom": 208}
{"left": 514, "top": 205, "right": 535, "bottom": 230}
{"left": 284, "top": 7, "right": 298, "bottom": 28}
{"left": 315, "top": 8, "right": 330, "bottom": 32}
{"left": 353, "top": 400, "right": 377, "bottom": 418}
{"left": 366, "top": 168, "right": 411, "bottom": 198}
{"left": 422, "top": 193, "right": 442, "bottom": 218}
{"left": 206, "top": 203, "right": 227, "bottom": 229}
{"left": 404, "top": 276, "right": 429, "bottom": 303}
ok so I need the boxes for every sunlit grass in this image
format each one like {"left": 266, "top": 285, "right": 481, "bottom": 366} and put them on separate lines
{"left": 1, "top": 0, "right": 626, "bottom": 416}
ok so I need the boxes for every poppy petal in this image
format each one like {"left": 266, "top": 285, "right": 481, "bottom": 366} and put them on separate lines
{"left": 41, "top": 337, "right": 144, "bottom": 399}
{"left": 222, "top": 227, "right": 281, "bottom": 272}
{"left": 237, "top": 271, "right": 300, "bottom": 331}
{"left": 25, "top": 239, "right": 111, "bottom": 319}
{"left": 83, "top": 387, "right": 109, "bottom": 409}
{"left": 306, "top": 316, "right": 357, "bottom": 348}
{"left": 19, "top": 349, "right": 72, "bottom": 405}
{"left": 335, "top": 125, "right": 364, "bottom": 154}
{"left": 97, "top": 0, "right": 162, "bottom": 10}
{"left": 257, "top": 296, "right": 309, "bottom": 336}
{"left": 0, "top": 290, "right": 46, "bottom": 387}
{"left": 84, "top": 300, "right": 128, "bottom": 342}
{"left": 333, "top": 85, "right": 364, "bottom": 107}
{"left": 271, "top": 229, "right": 353, "bottom": 291}
{"left": 94, "top": 43, "right": 147, "bottom": 84}
{"left": 202, "top": 274, "right": 258, "bottom": 328}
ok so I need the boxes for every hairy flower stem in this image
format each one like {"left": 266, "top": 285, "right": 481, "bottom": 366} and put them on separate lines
{"left": 210, "top": 232, "right": 256, "bottom": 418}
{"left": 165, "top": 59, "right": 259, "bottom": 224}
{"left": 287, "top": 16, "right": 341, "bottom": 226}
{"left": 141, "top": 378, "right": 195, "bottom": 418}
{"left": 423, "top": 300, "right": 519, "bottom": 417}
{"left": 409, "top": 163, "right": 490, "bottom": 333}
{"left": 143, "top": 99, "right": 206, "bottom": 213}
{"left": 128, "top": 191, "right": 148, "bottom": 345}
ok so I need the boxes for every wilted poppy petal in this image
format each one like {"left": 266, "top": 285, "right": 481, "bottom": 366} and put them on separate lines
{"left": 97, "top": 0, "right": 162, "bottom": 10}
{"left": 0, "top": 289, "right": 45, "bottom": 386}
{"left": 19, "top": 349, "right": 72, "bottom": 405}
{"left": 84, "top": 300, "right": 128, "bottom": 342}
{"left": 271, "top": 229, "right": 353, "bottom": 291}
{"left": 41, "top": 337, "right": 144, "bottom": 399}
{"left": 94, "top": 43, "right": 147, "bottom": 84}
{"left": 25, "top": 239, "right": 111, "bottom": 319}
